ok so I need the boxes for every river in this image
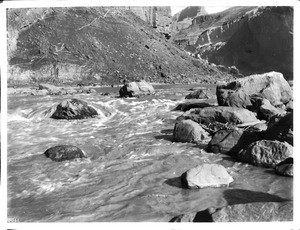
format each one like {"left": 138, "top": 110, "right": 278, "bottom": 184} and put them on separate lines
{"left": 7, "top": 84, "right": 293, "bottom": 222}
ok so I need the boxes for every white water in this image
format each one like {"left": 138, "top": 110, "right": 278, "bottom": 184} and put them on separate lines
{"left": 7, "top": 85, "right": 293, "bottom": 222}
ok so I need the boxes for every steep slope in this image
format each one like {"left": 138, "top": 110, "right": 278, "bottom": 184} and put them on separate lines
{"left": 7, "top": 7, "right": 232, "bottom": 86}
{"left": 173, "top": 6, "right": 293, "bottom": 80}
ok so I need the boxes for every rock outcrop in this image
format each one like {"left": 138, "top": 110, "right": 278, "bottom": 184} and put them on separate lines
{"left": 50, "top": 99, "right": 98, "bottom": 120}
{"left": 44, "top": 145, "right": 87, "bottom": 162}
{"left": 181, "top": 164, "right": 233, "bottom": 189}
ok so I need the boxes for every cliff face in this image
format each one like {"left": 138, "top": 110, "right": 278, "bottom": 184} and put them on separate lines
{"left": 170, "top": 6, "right": 207, "bottom": 37}
{"left": 128, "top": 6, "right": 172, "bottom": 38}
{"left": 7, "top": 7, "right": 232, "bottom": 86}
{"left": 173, "top": 6, "right": 293, "bottom": 80}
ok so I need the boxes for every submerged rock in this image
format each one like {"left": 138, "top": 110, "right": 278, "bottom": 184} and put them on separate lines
{"left": 237, "top": 140, "right": 293, "bottom": 168}
{"left": 119, "top": 81, "right": 155, "bottom": 97}
{"left": 275, "top": 157, "right": 293, "bottom": 177}
{"left": 181, "top": 164, "right": 234, "bottom": 189}
{"left": 173, "top": 119, "right": 210, "bottom": 143}
{"left": 216, "top": 72, "right": 293, "bottom": 109}
{"left": 44, "top": 145, "right": 87, "bottom": 162}
{"left": 50, "top": 98, "right": 98, "bottom": 120}
{"left": 185, "top": 89, "right": 208, "bottom": 99}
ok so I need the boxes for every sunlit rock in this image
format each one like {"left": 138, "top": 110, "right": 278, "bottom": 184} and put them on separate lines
{"left": 181, "top": 163, "right": 234, "bottom": 189}
{"left": 50, "top": 98, "right": 98, "bottom": 120}
{"left": 119, "top": 81, "right": 155, "bottom": 97}
{"left": 216, "top": 72, "right": 293, "bottom": 109}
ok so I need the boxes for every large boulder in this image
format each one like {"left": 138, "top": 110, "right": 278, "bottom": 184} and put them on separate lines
{"left": 173, "top": 119, "right": 210, "bottom": 143}
{"left": 275, "top": 157, "right": 293, "bottom": 177}
{"left": 119, "top": 80, "right": 155, "bottom": 97}
{"left": 178, "top": 106, "right": 260, "bottom": 126}
{"left": 50, "top": 98, "right": 98, "bottom": 120}
{"left": 216, "top": 72, "right": 293, "bottom": 109}
{"left": 207, "top": 129, "right": 263, "bottom": 155}
{"left": 237, "top": 140, "right": 293, "bottom": 168}
{"left": 44, "top": 145, "right": 87, "bottom": 162}
{"left": 264, "top": 112, "right": 293, "bottom": 145}
{"left": 185, "top": 89, "right": 208, "bottom": 99}
{"left": 210, "top": 202, "right": 293, "bottom": 222}
{"left": 181, "top": 164, "right": 234, "bottom": 189}
{"left": 39, "top": 83, "right": 60, "bottom": 95}
{"left": 171, "top": 201, "right": 293, "bottom": 222}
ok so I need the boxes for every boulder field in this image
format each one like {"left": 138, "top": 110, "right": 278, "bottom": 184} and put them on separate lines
{"left": 170, "top": 71, "right": 293, "bottom": 222}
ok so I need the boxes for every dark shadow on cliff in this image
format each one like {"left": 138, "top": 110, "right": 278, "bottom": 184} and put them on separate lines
{"left": 222, "top": 189, "right": 290, "bottom": 205}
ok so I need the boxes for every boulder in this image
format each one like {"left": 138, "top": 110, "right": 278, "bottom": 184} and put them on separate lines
{"left": 119, "top": 80, "right": 155, "bottom": 97}
{"left": 173, "top": 119, "right": 210, "bottom": 143}
{"left": 210, "top": 202, "right": 293, "bottom": 222}
{"left": 216, "top": 72, "right": 293, "bottom": 109}
{"left": 173, "top": 102, "right": 212, "bottom": 112}
{"left": 264, "top": 112, "right": 293, "bottom": 145}
{"left": 185, "top": 89, "right": 208, "bottom": 99}
{"left": 207, "top": 129, "right": 263, "bottom": 155}
{"left": 237, "top": 140, "right": 293, "bottom": 168}
{"left": 50, "top": 98, "right": 98, "bottom": 120}
{"left": 181, "top": 164, "right": 234, "bottom": 189}
{"left": 170, "top": 201, "right": 292, "bottom": 222}
{"left": 39, "top": 83, "right": 60, "bottom": 95}
{"left": 275, "top": 157, "right": 293, "bottom": 177}
{"left": 44, "top": 145, "right": 87, "bottom": 162}
{"left": 179, "top": 106, "right": 260, "bottom": 126}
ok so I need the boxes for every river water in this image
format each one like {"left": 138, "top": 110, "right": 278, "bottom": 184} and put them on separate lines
{"left": 7, "top": 84, "right": 293, "bottom": 222}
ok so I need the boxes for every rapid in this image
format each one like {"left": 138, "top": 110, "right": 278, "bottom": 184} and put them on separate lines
{"left": 7, "top": 84, "right": 293, "bottom": 222}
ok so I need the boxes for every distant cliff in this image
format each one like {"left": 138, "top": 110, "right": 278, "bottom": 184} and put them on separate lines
{"left": 173, "top": 6, "right": 293, "bottom": 80}
{"left": 7, "top": 7, "right": 233, "bottom": 86}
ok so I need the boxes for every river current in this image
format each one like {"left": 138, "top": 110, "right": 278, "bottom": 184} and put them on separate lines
{"left": 7, "top": 84, "right": 293, "bottom": 222}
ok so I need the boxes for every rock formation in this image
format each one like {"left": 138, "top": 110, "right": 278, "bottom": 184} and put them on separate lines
{"left": 173, "top": 6, "right": 293, "bottom": 80}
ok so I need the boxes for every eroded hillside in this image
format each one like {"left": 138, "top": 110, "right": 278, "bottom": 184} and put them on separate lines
{"left": 7, "top": 7, "right": 232, "bottom": 86}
